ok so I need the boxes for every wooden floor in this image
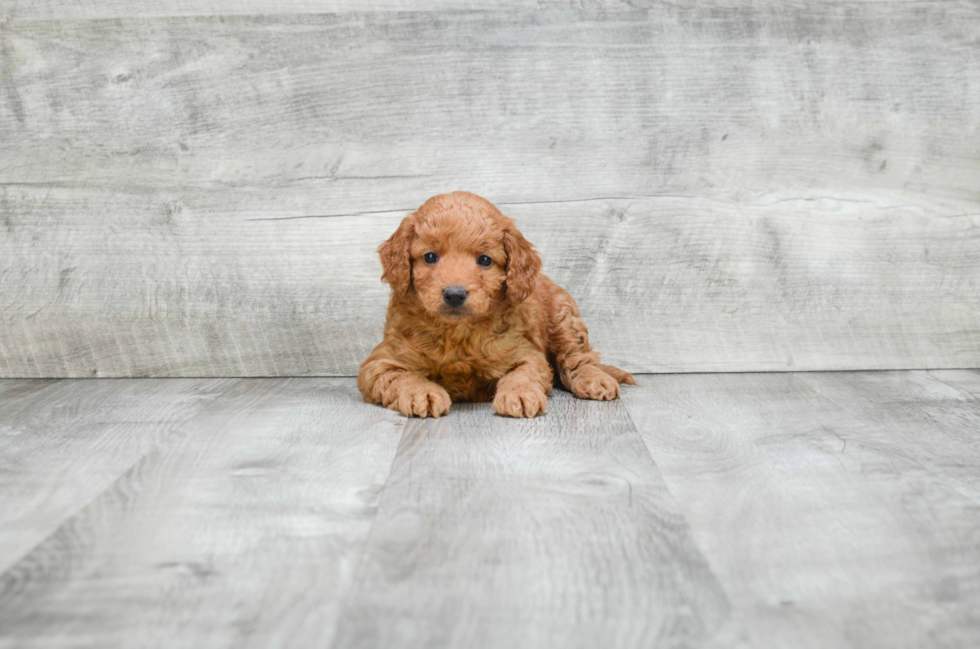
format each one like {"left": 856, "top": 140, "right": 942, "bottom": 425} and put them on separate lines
{"left": 1, "top": 371, "right": 978, "bottom": 648}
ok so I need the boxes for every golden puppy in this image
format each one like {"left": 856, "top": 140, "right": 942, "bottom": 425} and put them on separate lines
{"left": 358, "top": 191, "right": 635, "bottom": 418}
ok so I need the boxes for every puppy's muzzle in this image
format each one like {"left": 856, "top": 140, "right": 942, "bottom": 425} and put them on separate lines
{"left": 442, "top": 285, "right": 468, "bottom": 308}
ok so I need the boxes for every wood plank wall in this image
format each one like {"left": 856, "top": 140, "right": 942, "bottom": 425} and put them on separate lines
{"left": 1, "top": 3, "right": 978, "bottom": 376}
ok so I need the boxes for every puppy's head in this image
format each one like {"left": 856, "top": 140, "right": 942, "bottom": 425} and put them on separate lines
{"left": 378, "top": 191, "right": 541, "bottom": 321}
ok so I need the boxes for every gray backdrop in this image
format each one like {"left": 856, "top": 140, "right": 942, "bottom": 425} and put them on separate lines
{"left": 1, "top": 2, "right": 978, "bottom": 377}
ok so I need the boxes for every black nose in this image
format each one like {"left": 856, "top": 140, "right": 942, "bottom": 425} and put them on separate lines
{"left": 442, "top": 285, "right": 468, "bottom": 308}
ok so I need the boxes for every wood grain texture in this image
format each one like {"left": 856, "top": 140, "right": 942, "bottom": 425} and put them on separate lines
{"left": 332, "top": 392, "right": 744, "bottom": 649}
{"left": 931, "top": 368, "right": 980, "bottom": 396}
{"left": 2, "top": 1, "right": 971, "bottom": 21}
{"left": 2, "top": 192, "right": 977, "bottom": 377}
{"left": 795, "top": 369, "right": 980, "bottom": 507}
{"left": 2, "top": 373, "right": 978, "bottom": 647}
{"left": 2, "top": 7, "right": 979, "bottom": 376}
{"left": 623, "top": 372, "right": 980, "bottom": 649}
{"left": 0, "top": 378, "right": 233, "bottom": 573}
{"left": 0, "top": 378, "right": 406, "bottom": 649}
{"left": 1, "top": 0, "right": 526, "bottom": 19}
{"left": 3, "top": 9, "right": 977, "bottom": 204}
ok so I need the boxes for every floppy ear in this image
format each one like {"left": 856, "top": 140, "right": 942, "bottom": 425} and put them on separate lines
{"left": 378, "top": 213, "right": 416, "bottom": 294}
{"left": 503, "top": 219, "right": 542, "bottom": 304}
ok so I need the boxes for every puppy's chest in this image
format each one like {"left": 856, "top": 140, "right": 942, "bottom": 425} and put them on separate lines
{"left": 424, "top": 341, "right": 509, "bottom": 377}
{"left": 417, "top": 336, "right": 514, "bottom": 400}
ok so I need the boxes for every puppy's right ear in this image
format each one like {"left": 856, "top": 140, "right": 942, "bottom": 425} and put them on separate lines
{"left": 378, "top": 213, "right": 415, "bottom": 294}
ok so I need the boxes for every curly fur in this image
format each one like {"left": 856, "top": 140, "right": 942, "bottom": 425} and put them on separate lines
{"left": 358, "top": 191, "right": 636, "bottom": 418}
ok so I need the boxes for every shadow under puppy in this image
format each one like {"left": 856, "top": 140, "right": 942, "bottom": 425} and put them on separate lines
{"left": 358, "top": 191, "right": 635, "bottom": 418}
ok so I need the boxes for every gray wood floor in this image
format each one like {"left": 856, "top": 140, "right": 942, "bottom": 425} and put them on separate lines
{"left": 1, "top": 371, "right": 978, "bottom": 648}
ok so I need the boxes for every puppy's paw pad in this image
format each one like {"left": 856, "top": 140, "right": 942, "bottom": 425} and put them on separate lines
{"left": 493, "top": 388, "right": 547, "bottom": 418}
{"left": 391, "top": 383, "right": 451, "bottom": 418}
{"left": 568, "top": 365, "right": 621, "bottom": 401}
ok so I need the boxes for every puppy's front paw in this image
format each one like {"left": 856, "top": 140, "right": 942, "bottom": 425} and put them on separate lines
{"left": 597, "top": 363, "right": 637, "bottom": 386}
{"left": 388, "top": 381, "right": 451, "bottom": 418}
{"left": 493, "top": 386, "right": 547, "bottom": 418}
{"left": 567, "top": 364, "right": 620, "bottom": 401}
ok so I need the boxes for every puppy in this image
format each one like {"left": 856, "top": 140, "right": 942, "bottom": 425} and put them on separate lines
{"left": 358, "top": 191, "right": 635, "bottom": 418}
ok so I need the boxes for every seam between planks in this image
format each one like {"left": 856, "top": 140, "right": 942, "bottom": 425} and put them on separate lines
{"left": 617, "top": 390, "right": 757, "bottom": 649}
{"left": 0, "top": 378, "right": 245, "bottom": 577}
{"left": 324, "top": 410, "right": 412, "bottom": 649}
{"left": 925, "top": 369, "right": 980, "bottom": 401}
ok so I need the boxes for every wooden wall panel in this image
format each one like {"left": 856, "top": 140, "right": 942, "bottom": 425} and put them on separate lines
{"left": 1, "top": 7, "right": 978, "bottom": 376}
{"left": 2, "top": 0, "right": 969, "bottom": 20}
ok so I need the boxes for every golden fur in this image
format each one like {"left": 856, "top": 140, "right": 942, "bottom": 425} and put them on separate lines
{"left": 358, "top": 191, "right": 636, "bottom": 418}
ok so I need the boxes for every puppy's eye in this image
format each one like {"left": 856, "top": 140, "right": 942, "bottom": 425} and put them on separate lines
{"left": 477, "top": 255, "right": 493, "bottom": 267}
{"left": 423, "top": 252, "right": 439, "bottom": 264}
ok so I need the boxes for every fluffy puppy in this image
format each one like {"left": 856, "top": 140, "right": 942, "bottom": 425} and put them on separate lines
{"left": 358, "top": 191, "right": 635, "bottom": 418}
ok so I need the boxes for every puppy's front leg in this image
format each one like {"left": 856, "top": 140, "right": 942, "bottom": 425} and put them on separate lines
{"left": 493, "top": 351, "right": 553, "bottom": 418}
{"left": 358, "top": 353, "right": 451, "bottom": 418}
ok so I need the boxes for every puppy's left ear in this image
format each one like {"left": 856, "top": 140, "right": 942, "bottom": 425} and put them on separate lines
{"left": 503, "top": 219, "right": 542, "bottom": 304}
{"left": 378, "top": 212, "right": 416, "bottom": 294}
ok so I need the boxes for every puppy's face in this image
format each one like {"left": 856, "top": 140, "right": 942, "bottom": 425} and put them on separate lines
{"left": 409, "top": 213, "right": 507, "bottom": 321}
{"left": 378, "top": 192, "right": 541, "bottom": 322}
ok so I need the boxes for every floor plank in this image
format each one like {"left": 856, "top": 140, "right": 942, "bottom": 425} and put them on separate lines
{"left": 3, "top": 373, "right": 978, "bottom": 647}
{"left": 0, "top": 378, "right": 233, "bottom": 573}
{"left": 930, "top": 369, "right": 980, "bottom": 398}
{"left": 0, "top": 378, "right": 406, "bottom": 649}
{"left": 796, "top": 370, "right": 980, "bottom": 504}
{"left": 623, "top": 372, "right": 980, "bottom": 649}
{"left": 332, "top": 392, "right": 744, "bottom": 649}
